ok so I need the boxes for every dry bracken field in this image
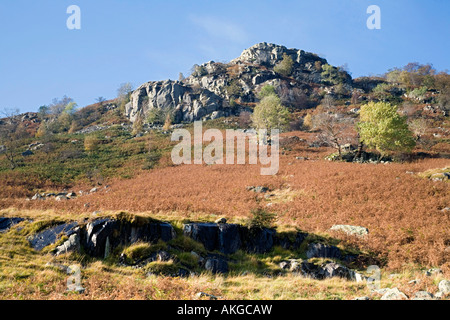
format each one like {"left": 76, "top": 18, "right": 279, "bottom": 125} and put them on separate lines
{"left": 2, "top": 137, "right": 449, "bottom": 274}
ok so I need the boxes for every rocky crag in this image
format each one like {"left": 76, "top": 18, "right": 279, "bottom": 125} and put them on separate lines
{"left": 125, "top": 42, "right": 352, "bottom": 123}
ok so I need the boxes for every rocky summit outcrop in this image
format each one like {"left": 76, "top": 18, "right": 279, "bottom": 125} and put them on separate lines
{"left": 125, "top": 42, "right": 352, "bottom": 124}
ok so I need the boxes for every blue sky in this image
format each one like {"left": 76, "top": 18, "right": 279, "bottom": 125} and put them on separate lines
{"left": 0, "top": 0, "right": 449, "bottom": 113}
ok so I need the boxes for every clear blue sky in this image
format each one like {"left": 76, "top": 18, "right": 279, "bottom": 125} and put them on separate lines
{"left": 0, "top": 0, "right": 449, "bottom": 113}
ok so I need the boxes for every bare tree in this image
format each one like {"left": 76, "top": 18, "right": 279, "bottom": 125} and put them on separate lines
{"left": 96, "top": 96, "right": 106, "bottom": 104}
{"left": 49, "top": 95, "right": 74, "bottom": 115}
{"left": 312, "top": 111, "right": 356, "bottom": 159}
{"left": 117, "top": 83, "right": 134, "bottom": 102}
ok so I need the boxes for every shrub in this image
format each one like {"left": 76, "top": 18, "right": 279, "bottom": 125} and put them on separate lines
{"left": 274, "top": 54, "right": 294, "bottom": 77}
{"left": 303, "top": 113, "right": 313, "bottom": 130}
{"left": 258, "top": 85, "right": 277, "bottom": 99}
{"left": 248, "top": 208, "right": 277, "bottom": 229}
{"left": 84, "top": 135, "right": 100, "bottom": 152}
{"left": 226, "top": 80, "right": 243, "bottom": 98}
{"left": 321, "top": 64, "right": 348, "bottom": 85}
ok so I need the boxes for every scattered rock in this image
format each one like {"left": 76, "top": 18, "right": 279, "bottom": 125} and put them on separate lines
{"left": 204, "top": 255, "right": 228, "bottom": 274}
{"left": 424, "top": 268, "right": 442, "bottom": 276}
{"left": 438, "top": 280, "right": 450, "bottom": 295}
{"left": 430, "top": 172, "right": 449, "bottom": 182}
{"left": 45, "top": 262, "right": 69, "bottom": 273}
{"left": 279, "top": 259, "right": 302, "bottom": 273}
{"left": 321, "top": 262, "right": 354, "bottom": 280}
{"left": 195, "top": 292, "right": 218, "bottom": 300}
{"left": 380, "top": 288, "right": 408, "bottom": 300}
{"left": 31, "top": 193, "right": 44, "bottom": 201}
{"left": 89, "top": 187, "right": 98, "bottom": 193}
{"left": 434, "top": 291, "right": 444, "bottom": 299}
{"left": 373, "top": 288, "right": 389, "bottom": 295}
{"left": 353, "top": 296, "right": 370, "bottom": 300}
{"left": 253, "top": 186, "right": 269, "bottom": 193}
{"left": 55, "top": 195, "right": 68, "bottom": 201}
{"left": 408, "top": 279, "right": 421, "bottom": 285}
{"left": 330, "top": 224, "right": 369, "bottom": 237}
{"left": 157, "top": 250, "right": 172, "bottom": 262}
{"left": 22, "top": 150, "right": 33, "bottom": 157}
{"left": 412, "top": 291, "right": 434, "bottom": 300}
{"left": 353, "top": 272, "right": 367, "bottom": 283}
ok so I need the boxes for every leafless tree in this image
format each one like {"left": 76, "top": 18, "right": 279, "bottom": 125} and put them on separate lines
{"left": 238, "top": 111, "right": 252, "bottom": 129}
{"left": 312, "top": 111, "right": 356, "bottom": 158}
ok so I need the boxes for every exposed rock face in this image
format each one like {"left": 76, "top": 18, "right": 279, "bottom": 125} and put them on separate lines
{"left": 28, "top": 222, "right": 79, "bottom": 251}
{"left": 125, "top": 80, "right": 226, "bottom": 123}
{"left": 0, "top": 217, "right": 24, "bottom": 233}
{"left": 84, "top": 218, "right": 117, "bottom": 257}
{"left": 241, "top": 227, "right": 276, "bottom": 254}
{"left": 218, "top": 223, "right": 242, "bottom": 254}
{"left": 183, "top": 223, "right": 220, "bottom": 252}
{"left": 306, "top": 243, "right": 342, "bottom": 259}
{"left": 54, "top": 233, "right": 80, "bottom": 256}
{"left": 125, "top": 42, "right": 351, "bottom": 124}
{"left": 84, "top": 218, "right": 176, "bottom": 258}
{"left": 183, "top": 222, "right": 285, "bottom": 254}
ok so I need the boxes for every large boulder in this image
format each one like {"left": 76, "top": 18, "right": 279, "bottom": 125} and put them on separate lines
{"left": 330, "top": 224, "right": 369, "bottom": 237}
{"left": 380, "top": 288, "right": 408, "bottom": 300}
{"left": 204, "top": 255, "right": 229, "bottom": 274}
{"left": 320, "top": 262, "right": 354, "bottom": 280}
{"left": 438, "top": 280, "right": 450, "bottom": 295}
